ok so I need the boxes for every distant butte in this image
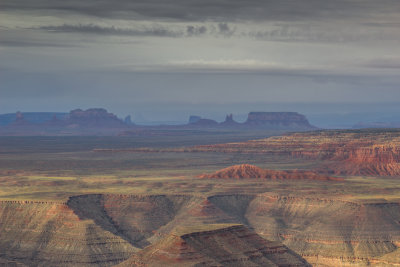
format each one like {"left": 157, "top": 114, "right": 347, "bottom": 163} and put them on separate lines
{"left": 68, "top": 108, "right": 126, "bottom": 128}
{"left": 0, "top": 109, "right": 317, "bottom": 135}
{"left": 199, "top": 164, "right": 341, "bottom": 181}
{"left": 245, "top": 112, "right": 316, "bottom": 129}
{"left": 187, "top": 112, "right": 316, "bottom": 130}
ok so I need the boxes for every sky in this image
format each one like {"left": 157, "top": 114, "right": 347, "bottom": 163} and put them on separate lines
{"left": 1, "top": 0, "right": 400, "bottom": 124}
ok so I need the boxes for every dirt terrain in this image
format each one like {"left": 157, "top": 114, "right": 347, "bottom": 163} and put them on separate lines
{"left": 1, "top": 129, "right": 400, "bottom": 266}
{"left": 130, "top": 129, "right": 400, "bottom": 177}
{"left": 1, "top": 193, "right": 400, "bottom": 266}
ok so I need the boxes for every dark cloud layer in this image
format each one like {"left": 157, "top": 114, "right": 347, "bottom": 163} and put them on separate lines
{"left": 2, "top": 0, "right": 400, "bottom": 22}
{"left": 36, "top": 23, "right": 236, "bottom": 38}
{"left": 39, "top": 24, "right": 183, "bottom": 37}
{"left": 1, "top": 0, "right": 400, "bottom": 113}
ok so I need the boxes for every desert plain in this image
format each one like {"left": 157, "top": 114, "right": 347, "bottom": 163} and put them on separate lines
{"left": 1, "top": 127, "right": 400, "bottom": 266}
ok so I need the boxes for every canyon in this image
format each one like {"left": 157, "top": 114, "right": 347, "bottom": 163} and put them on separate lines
{"left": 1, "top": 193, "right": 400, "bottom": 266}
{"left": 1, "top": 129, "right": 400, "bottom": 266}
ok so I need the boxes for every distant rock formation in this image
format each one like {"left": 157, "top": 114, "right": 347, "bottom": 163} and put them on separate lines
{"left": 199, "top": 164, "right": 340, "bottom": 181}
{"left": 225, "top": 113, "right": 234, "bottom": 123}
{"left": 245, "top": 112, "right": 315, "bottom": 129}
{"left": 190, "top": 118, "right": 219, "bottom": 127}
{"left": 188, "top": 115, "right": 201, "bottom": 124}
{"left": 67, "top": 108, "right": 126, "bottom": 128}
{"left": 8, "top": 111, "right": 33, "bottom": 127}
{"left": 124, "top": 115, "right": 134, "bottom": 125}
{"left": 186, "top": 112, "right": 315, "bottom": 130}
{"left": 0, "top": 109, "right": 316, "bottom": 135}
{"left": 0, "top": 112, "right": 68, "bottom": 126}
{"left": 117, "top": 224, "right": 309, "bottom": 267}
{"left": 220, "top": 113, "right": 241, "bottom": 127}
{"left": 15, "top": 111, "right": 24, "bottom": 122}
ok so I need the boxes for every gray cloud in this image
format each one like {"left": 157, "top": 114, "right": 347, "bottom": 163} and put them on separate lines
{"left": 0, "top": 39, "right": 79, "bottom": 47}
{"left": 38, "top": 24, "right": 183, "bottom": 37}
{"left": 217, "top": 23, "right": 235, "bottom": 37}
{"left": 186, "top": 25, "right": 207, "bottom": 36}
{"left": 2, "top": 0, "right": 400, "bottom": 111}
{"left": 247, "top": 25, "right": 400, "bottom": 43}
{"left": 35, "top": 23, "right": 238, "bottom": 38}
{"left": 1, "top": 0, "right": 400, "bottom": 23}
{"left": 365, "top": 58, "right": 400, "bottom": 69}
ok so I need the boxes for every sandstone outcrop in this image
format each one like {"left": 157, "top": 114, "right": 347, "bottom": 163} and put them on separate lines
{"left": 198, "top": 164, "right": 341, "bottom": 181}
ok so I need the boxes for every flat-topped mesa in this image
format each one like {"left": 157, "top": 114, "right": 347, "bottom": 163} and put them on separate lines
{"left": 117, "top": 224, "right": 309, "bottom": 267}
{"left": 189, "top": 118, "right": 219, "bottom": 127}
{"left": 188, "top": 115, "right": 202, "bottom": 124}
{"left": 199, "top": 164, "right": 340, "bottom": 181}
{"left": 68, "top": 108, "right": 126, "bottom": 127}
{"left": 245, "top": 112, "right": 315, "bottom": 129}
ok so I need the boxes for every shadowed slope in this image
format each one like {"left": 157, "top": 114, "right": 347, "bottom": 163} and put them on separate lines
{"left": 67, "top": 194, "right": 192, "bottom": 248}
{"left": 0, "top": 200, "right": 136, "bottom": 266}
{"left": 118, "top": 224, "right": 310, "bottom": 267}
{"left": 239, "top": 195, "right": 400, "bottom": 266}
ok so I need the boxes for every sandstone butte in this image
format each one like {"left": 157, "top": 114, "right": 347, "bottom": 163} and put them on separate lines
{"left": 198, "top": 164, "right": 342, "bottom": 181}
{"left": 117, "top": 224, "right": 309, "bottom": 267}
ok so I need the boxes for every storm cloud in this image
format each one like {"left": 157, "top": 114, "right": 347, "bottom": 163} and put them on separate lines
{"left": 1, "top": 0, "right": 400, "bottom": 117}
{"left": 2, "top": 0, "right": 400, "bottom": 22}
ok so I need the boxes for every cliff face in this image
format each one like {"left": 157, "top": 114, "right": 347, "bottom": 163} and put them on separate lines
{"left": 198, "top": 164, "right": 340, "bottom": 181}
{"left": 118, "top": 224, "right": 309, "bottom": 267}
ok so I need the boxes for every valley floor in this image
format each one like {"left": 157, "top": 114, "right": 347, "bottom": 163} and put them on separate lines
{"left": 1, "top": 131, "right": 400, "bottom": 266}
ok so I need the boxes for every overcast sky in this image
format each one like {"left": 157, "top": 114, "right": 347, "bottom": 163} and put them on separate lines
{"left": 1, "top": 0, "right": 400, "bottom": 120}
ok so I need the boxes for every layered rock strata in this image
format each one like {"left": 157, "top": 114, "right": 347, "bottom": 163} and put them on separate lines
{"left": 118, "top": 224, "right": 309, "bottom": 267}
{"left": 198, "top": 164, "right": 341, "bottom": 181}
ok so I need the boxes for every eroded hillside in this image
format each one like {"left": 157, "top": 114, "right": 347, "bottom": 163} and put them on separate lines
{"left": 118, "top": 224, "right": 309, "bottom": 267}
{"left": 1, "top": 193, "right": 400, "bottom": 266}
{"left": 173, "top": 130, "right": 400, "bottom": 176}
{"left": 198, "top": 164, "right": 341, "bottom": 181}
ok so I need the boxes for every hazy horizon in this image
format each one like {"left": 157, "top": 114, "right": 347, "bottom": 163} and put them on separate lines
{"left": 1, "top": 101, "right": 400, "bottom": 129}
{"left": 1, "top": 0, "right": 400, "bottom": 116}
